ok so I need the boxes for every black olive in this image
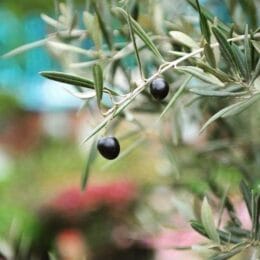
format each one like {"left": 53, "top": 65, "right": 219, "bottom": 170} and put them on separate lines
{"left": 150, "top": 78, "right": 169, "bottom": 100}
{"left": 97, "top": 136, "right": 120, "bottom": 160}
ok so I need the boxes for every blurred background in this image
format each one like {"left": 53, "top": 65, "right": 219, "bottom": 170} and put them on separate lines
{"left": 0, "top": 0, "right": 257, "bottom": 259}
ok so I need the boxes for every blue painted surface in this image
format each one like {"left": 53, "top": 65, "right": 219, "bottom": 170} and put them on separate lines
{"left": 0, "top": 9, "right": 82, "bottom": 111}
{"left": 200, "top": 0, "right": 232, "bottom": 23}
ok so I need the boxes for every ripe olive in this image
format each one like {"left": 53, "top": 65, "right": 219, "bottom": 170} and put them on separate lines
{"left": 97, "top": 136, "right": 120, "bottom": 160}
{"left": 150, "top": 78, "right": 169, "bottom": 100}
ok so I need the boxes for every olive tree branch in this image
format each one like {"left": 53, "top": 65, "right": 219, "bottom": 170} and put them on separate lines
{"left": 82, "top": 32, "right": 260, "bottom": 143}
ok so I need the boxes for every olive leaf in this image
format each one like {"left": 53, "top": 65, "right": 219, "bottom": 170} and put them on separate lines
{"left": 231, "top": 43, "right": 248, "bottom": 80}
{"left": 46, "top": 41, "right": 93, "bottom": 57}
{"left": 159, "top": 76, "right": 192, "bottom": 119}
{"left": 252, "top": 192, "right": 260, "bottom": 240}
{"left": 41, "top": 13, "right": 61, "bottom": 28}
{"left": 81, "top": 139, "right": 97, "bottom": 190}
{"left": 251, "top": 58, "right": 260, "bottom": 83}
{"left": 190, "top": 88, "right": 245, "bottom": 97}
{"left": 2, "top": 39, "right": 48, "bottom": 58}
{"left": 127, "top": 11, "right": 144, "bottom": 78}
{"left": 113, "top": 7, "right": 163, "bottom": 60}
{"left": 169, "top": 31, "right": 199, "bottom": 49}
{"left": 204, "top": 42, "right": 216, "bottom": 68}
{"left": 40, "top": 71, "right": 120, "bottom": 96}
{"left": 240, "top": 181, "right": 252, "bottom": 218}
{"left": 201, "top": 93, "right": 260, "bottom": 132}
{"left": 102, "top": 137, "right": 146, "bottom": 170}
{"left": 244, "top": 25, "right": 252, "bottom": 80}
{"left": 196, "top": 61, "right": 233, "bottom": 82}
{"left": 176, "top": 66, "right": 224, "bottom": 87}
{"left": 251, "top": 40, "right": 260, "bottom": 54}
{"left": 201, "top": 197, "right": 220, "bottom": 244}
{"left": 68, "top": 12, "right": 77, "bottom": 34}
{"left": 211, "top": 245, "right": 247, "bottom": 260}
{"left": 40, "top": 71, "right": 95, "bottom": 88}
{"left": 83, "top": 11, "right": 102, "bottom": 50}
{"left": 212, "top": 27, "right": 238, "bottom": 74}
{"left": 93, "top": 2, "right": 112, "bottom": 49}
{"left": 195, "top": 0, "right": 211, "bottom": 43}
{"left": 92, "top": 64, "right": 104, "bottom": 108}
{"left": 112, "top": 37, "right": 145, "bottom": 61}
{"left": 191, "top": 220, "right": 242, "bottom": 244}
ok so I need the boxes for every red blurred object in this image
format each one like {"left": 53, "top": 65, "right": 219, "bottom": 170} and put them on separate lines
{"left": 0, "top": 112, "right": 41, "bottom": 154}
{"left": 56, "top": 229, "right": 87, "bottom": 260}
{"left": 47, "top": 181, "right": 137, "bottom": 217}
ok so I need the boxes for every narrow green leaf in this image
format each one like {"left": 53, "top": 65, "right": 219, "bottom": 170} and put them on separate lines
{"left": 93, "top": 3, "right": 112, "bottom": 49}
{"left": 240, "top": 181, "right": 252, "bottom": 218}
{"left": 204, "top": 42, "right": 216, "bottom": 68}
{"left": 69, "top": 12, "right": 78, "bottom": 34}
{"left": 41, "top": 13, "right": 61, "bottom": 28}
{"left": 201, "top": 94, "right": 260, "bottom": 132}
{"left": 195, "top": 0, "right": 211, "bottom": 43}
{"left": 83, "top": 11, "right": 102, "bottom": 50}
{"left": 190, "top": 88, "right": 245, "bottom": 97}
{"left": 92, "top": 64, "right": 104, "bottom": 107}
{"left": 169, "top": 31, "right": 199, "bottom": 49}
{"left": 81, "top": 139, "right": 97, "bottom": 190}
{"left": 159, "top": 76, "right": 192, "bottom": 119}
{"left": 113, "top": 7, "right": 163, "bottom": 60}
{"left": 212, "top": 27, "right": 238, "bottom": 74}
{"left": 231, "top": 43, "right": 248, "bottom": 79}
{"left": 211, "top": 246, "right": 245, "bottom": 260}
{"left": 201, "top": 197, "right": 220, "bottom": 244}
{"left": 196, "top": 61, "right": 233, "bottom": 82}
{"left": 244, "top": 25, "right": 252, "bottom": 80}
{"left": 251, "top": 58, "right": 260, "bottom": 83}
{"left": 251, "top": 40, "right": 260, "bottom": 54}
{"left": 102, "top": 137, "right": 145, "bottom": 170}
{"left": 221, "top": 94, "right": 260, "bottom": 117}
{"left": 190, "top": 221, "right": 242, "bottom": 244}
{"left": 190, "top": 220, "right": 209, "bottom": 238}
{"left": 252, "top": 192, "right": 260, "bottom": 240}
{"left": 2, "top": 39, "right": 47, "bottom": 58}
{"left": 92, "top": 15, "right": 103, "bottom": 50}
{"left": 112, "top": 37, "right": 146, "bottom": 61}
{"left": 40, "top": 71, "right": 119, "bottom": 96}
{"left": 46, "top": 41, "right": 93, "bottom": 56}
{"left": 127, "top": 11, "right": 144, "bottom": 78}
{"left": 176, "top": 66, "right": 224, "bottom": 86}
{"left": 40, "top": 71, "right": 95, "bottom": 88}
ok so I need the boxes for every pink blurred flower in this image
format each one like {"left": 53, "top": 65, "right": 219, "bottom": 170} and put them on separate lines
{"left": 47, "top": 181, "right": 137, "bottom": 216}
{"left": 144, "top": 229, "right": 205, "bottom": 249}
